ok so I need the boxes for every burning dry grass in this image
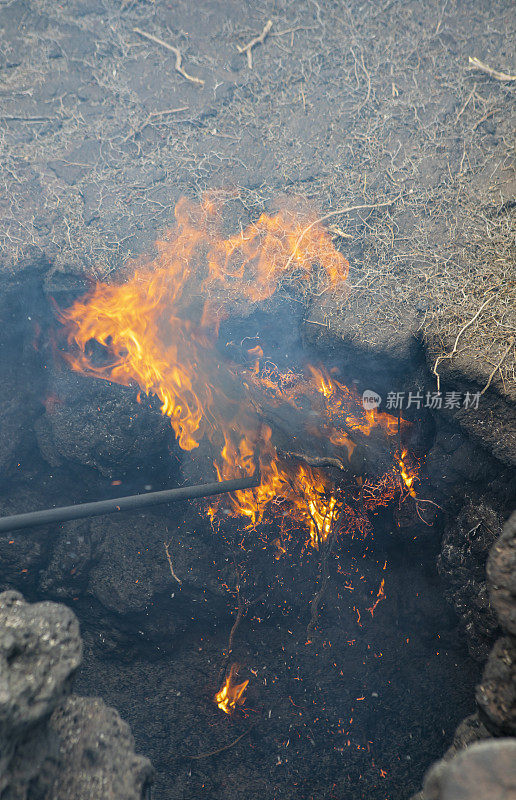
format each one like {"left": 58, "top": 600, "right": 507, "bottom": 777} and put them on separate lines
{"left": 57, "top": 194, "right": 425, "bottom": 715}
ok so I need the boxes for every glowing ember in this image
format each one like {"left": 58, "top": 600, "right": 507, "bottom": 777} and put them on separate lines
{"left": 214, "top": 664, "right": 249, "bottom": 714}
{"left": 367, "top": 578, "right": 386, "bottom": 617}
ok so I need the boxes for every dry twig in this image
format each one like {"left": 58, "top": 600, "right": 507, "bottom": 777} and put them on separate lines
{"left": 133, "top": 27, "right": 204, "bottom": 85}
{"left": 189, "top": 722, "right": 257, "bottom": 759}
{"left": 468, "top": 56, "right": 516, "bottom": 82}
{"left": 479, "top": 336, "right": 515, "bottom": 395}
{"left": 122, "top": 107, "right": 189, "bottom": 143}
{"left": 303, "top": 318, "right": 330, "bottom": 328}
{"left": 237, "top": 20, "right": 273, "bottom": 68}
{"left": 328, "top": 224, "right": 353, "bottom": 239}
{"left": 217, "top": 563, "right": 247, "bottom": 686}
{"left": 472, "top": 107, "right": 498, "bottom": 131}
{"left": 284, "top": 197, "right": 400, "bottom": 274}
{"left": 164, "top": 541, "right": 182, "bottom": 584}
{"left": 306, "top": 511, "right": 341, "bottom": 639}
{"left": 279, "top": 451, "right": 347, "bottom": 471}
{"left": 432, "top": 294, "right": 496, "bottom": 390}
{"left": 454, "top": 84, "right": 476, "bottom": 124}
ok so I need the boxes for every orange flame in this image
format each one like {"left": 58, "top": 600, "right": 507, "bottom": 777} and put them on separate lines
{"left": 60, "top": 197, "right": 348, "bottom": 450}
{"left": 59, "top": 195, "right": 416, "bottom": 546}
{"left": 397, "top": 450, "right": 418, "bottom": 498}
{"left": 214, "top": 664, "right": 249, "bottom": 714}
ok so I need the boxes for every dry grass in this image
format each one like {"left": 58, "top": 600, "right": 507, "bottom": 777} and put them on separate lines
{"left": 0, "top": 0, "right": 514, "bottom": 390}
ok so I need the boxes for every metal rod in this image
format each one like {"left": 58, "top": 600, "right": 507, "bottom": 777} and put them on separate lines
{"left": 0, "top": 474, "right": 261, "bottom": 533}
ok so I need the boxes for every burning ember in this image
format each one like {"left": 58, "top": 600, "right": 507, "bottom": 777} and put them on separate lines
{"left": 214, "top": 664, "right": 249, "bottom": 715}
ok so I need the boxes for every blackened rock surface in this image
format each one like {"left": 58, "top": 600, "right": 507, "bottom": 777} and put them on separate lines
{"left": 303, "top": 294, "right": 422, "bottom": 384}
{"left": 443, "top": 713, "right": 491, "bottom": 760}
{"left": 438, "top": 496, "right": 502, "bottom": 660}
{"left": 426, "top": 424, "right": 495, "bottom": 495}
{"left": 421, "top": 739, "right": 516, "bottom": 800}
{"left": 38, "top": 518, "right": 97, "bottom": 601}
{"left": 35, "top": 370, "right": 173, "bottom": 478}
{"left": 0, "top": 261, "right": 49, "bottom": 480}
{"left": 476, "top": 636, "right": 516, "bottom": 736}
{"left": 48, "top": 695, "right": 153, "bottom": 800}
{"left": 0, "top": 390, "right": 25, "bottom": 479}
{"left": 0, "top": 486, "right": 50, "bottom": 594}
{"left": 409, "top": 715, "right": 493, "bottom": 800}
{"left": 423, "top": 338, "right": 516, "bottom": 467}
{"left": 488, "top": 511, "right": 516, "bottom": 636}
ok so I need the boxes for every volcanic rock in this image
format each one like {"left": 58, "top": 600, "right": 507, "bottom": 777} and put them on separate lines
{"left": 423, "top": 335, "right": 516, "bottom": 468}
{"left": 48, "top": 695, "right": 153, "bottom": 800}
{"left": 443, "top": 713, "right": 491, "bottom": 759}
{"left": 0, "top": 590, "right": 82, "bottom": 795}
{"left": 0, "top": 590, "right": 82, "bottom": 734}
{"left": 437, "top": 495, "right": 502, "bottom": 661}
{"left": 35, "top": 370, "right": 173, "bottom": 479}
{"left": 38, "top": 506, "right": 232, "bottom": 637}
{"left": 0, "top": 485, "right": 55, "bottom": 595}
{"left": 476, "top": 636, "right": 516, "bottom": 736}
{"left": 0, "top": 391, "right": 26, "bottom": 479}
{"left": 0, "top": 590, "right": 153, "bottom": 799}
{"left": 303, "top": 293, "right": 421, "bottom": 382}
{"left": 0, "top": 261, "right": 48, "bottom": 480}
{"left": 487, "top": 510, "right": 516, "bottom": 636}
{"left": 421, "top": 739, "right": 516, "bottom": 800}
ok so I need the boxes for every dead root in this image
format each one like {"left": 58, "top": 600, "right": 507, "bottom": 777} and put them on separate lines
{"left": 164, "top": 541, "right": 182, "bottom": 584}
{"left": 237, "top": 20, "right": 273, "bottom": 68}
{"left": 133, "top": 27, "right": 205, "bottom": 85}
{"left": 306, "top": 513, "right": 340, "bottom": 640}
{"left": 217, "top": 562, "right": 247, "bottom": 687}
{"left": 432, "top": 294, "right": 496, "bottom": 391}
{"left": 479, "top": 336, "right": 515, "bottom": 395}
{"left": 468, "top": 56, "right": 516, "bottom": 82}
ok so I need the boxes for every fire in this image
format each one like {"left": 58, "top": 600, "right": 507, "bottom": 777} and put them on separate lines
{"left": 307, "top": 365, "right": 405, "bottom": 438}
{"left": 57, "top": 197, "right": 431, "bottom": 729}
{"left": 397, "top": 449, "right": 418, "bottom": 498}
{"left": 214, "top": 664, "right": 249, "bottom": 714}
{"left": 294, "top": 464, "right": 338, "bottom": 549}
{"left": 60, "top": 195, "right": 418, "bottom": 548}
{"left": 61, "top": 197, "right": 348, "bottom": 449}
